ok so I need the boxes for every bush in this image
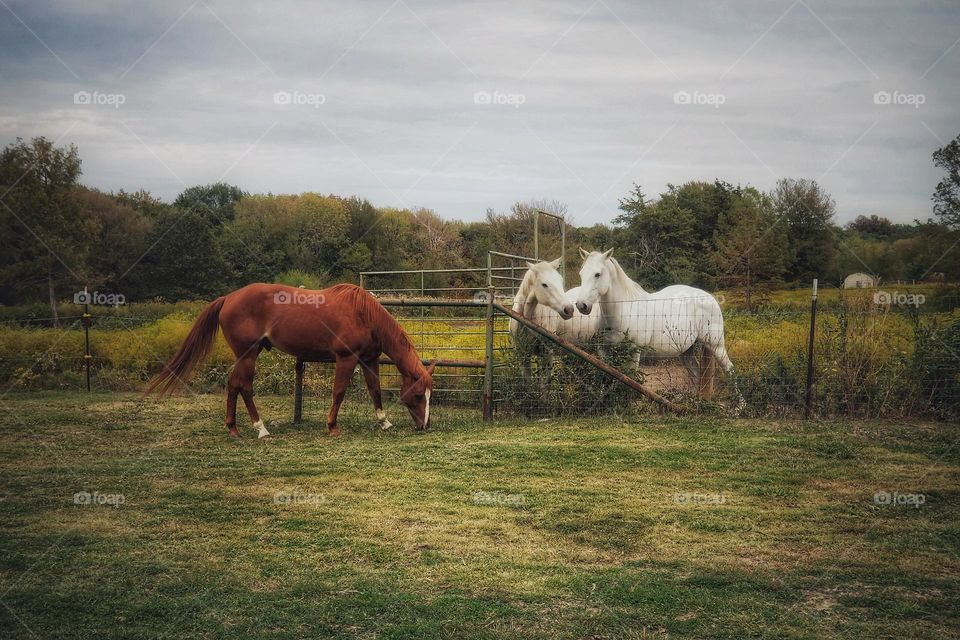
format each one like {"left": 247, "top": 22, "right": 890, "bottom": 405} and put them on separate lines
{"left": 497, "top": 328, "right": 642, "bottom": 417}
{"left": 910, "top": 316, "right": 960, "bottom": 420}
{"left": 275, "top": 269, "right": 325, "bottom": 290}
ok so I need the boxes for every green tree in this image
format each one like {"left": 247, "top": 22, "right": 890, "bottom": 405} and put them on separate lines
{"left": 711, "top": 192, "right": 787, "bottom": 310}
{"left": 0, "top": 137, "right": 87, "bottom": 323}
{"left": 74, "top": 187, "right": 152, "bottom": 294}
{"left": 136, "top": 208, "right": 228, "bottom": 300}
{"left": 614, "top": 183, "right": 698, "bottom": 287}
{"left": 174, "top": 182, "right": 247, "bottom": 226}
{"left": 771, "top": 178, "right": 838, "bottom": 283}
{"left": 933, "top": 133, "right": 960, "bottom": 228}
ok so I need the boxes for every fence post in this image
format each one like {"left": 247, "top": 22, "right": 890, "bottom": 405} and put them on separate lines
{"left": 804, "top": 278, "right": 818, "bottom": 418}
{"left": 293, "top": 358, "right": 304, "bottom": 423}
{"left": 482, "top": 285, "right": 495, "bottom": 421}
{"left": 82, "top": 301, "right": 92, "bottom": 392}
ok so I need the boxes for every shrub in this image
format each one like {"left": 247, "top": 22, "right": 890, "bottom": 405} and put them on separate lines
{"left": 497, "top": 328, "right": 642, "bottom": 417}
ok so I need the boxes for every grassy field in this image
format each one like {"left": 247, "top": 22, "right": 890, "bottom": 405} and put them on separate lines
{"left": 0, "top": 392, "right": 957, "bottom": 639}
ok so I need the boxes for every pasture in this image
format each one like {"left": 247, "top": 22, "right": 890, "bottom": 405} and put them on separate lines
{"left": 1, "top": 392, "right": 957, "bottom": 638}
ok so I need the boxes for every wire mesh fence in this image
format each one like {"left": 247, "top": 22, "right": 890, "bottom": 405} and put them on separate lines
{"left": 497, "top": 284, "right": 960, "bottom": 420}
{"left": 1, "top": 281, "right": 957, "bottom": 422}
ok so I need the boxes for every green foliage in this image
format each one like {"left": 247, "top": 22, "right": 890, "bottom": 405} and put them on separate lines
{"left": 711, "top": 190, "right": 787, "bottom": 308}
{"left": 771, "top": 178, "right": 839, "bottom": 282}
{"left": 910, "top": 316, "right": 960, "bottom": 420}
{"left": 933, "top": 133, "right": 960, "bottom": 228}
{"left": 498, "top": 328, "right": 642, "bottom": 417}
{"left": 173, "top": 182, "right": 247, "bottom": 225}
{"left": 275, "top": 269, "right": 324, "bottom": 289}
{"left": 0, "top": 137, "right": 86, "bottom": 315}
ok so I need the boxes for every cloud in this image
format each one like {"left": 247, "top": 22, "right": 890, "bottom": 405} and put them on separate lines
{"left": 1, "top": 0, "right": 958, "bottom": 224}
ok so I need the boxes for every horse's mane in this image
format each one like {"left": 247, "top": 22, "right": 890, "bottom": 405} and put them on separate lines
{"left": 514, "top": 268, "right": 536, "bottom": 306}
{"left": 326, "top": 284, "right": 424, "bottom": 376}
{"left": 606, "top": 256, "right": 648, "bottom": 297}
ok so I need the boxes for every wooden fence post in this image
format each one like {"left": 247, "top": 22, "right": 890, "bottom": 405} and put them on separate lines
{"left": 293, "top": 358, "right": 304, "bottom": 423}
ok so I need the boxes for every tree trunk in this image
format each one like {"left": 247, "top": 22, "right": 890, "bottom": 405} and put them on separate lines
{"left": 48, "top": 258, "right": 59, "bottom": 328}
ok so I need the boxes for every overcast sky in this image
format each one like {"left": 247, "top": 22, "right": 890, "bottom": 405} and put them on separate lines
{"left": 1, "top": 0, "right": 958, "bottom": 225}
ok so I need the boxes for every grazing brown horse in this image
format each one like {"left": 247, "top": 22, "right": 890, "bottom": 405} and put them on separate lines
{"left": 148, "top": 283, "right": 435, "bottom": 438}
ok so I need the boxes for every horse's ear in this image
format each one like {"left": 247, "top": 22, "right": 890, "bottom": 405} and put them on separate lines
{"left": 425, "top": 361, "right": 436, "bottom": 376}
{"left": 601, "top": 248, "right": 614, "bottom": 260}
{"left": 525, "top": 261, "right": 536, "bottom": 270}
{"left": 578, "top": 246, "right": 589, "bottom": 259}
{"left": 549, "top": 257, "right": 562, "bottom": 269}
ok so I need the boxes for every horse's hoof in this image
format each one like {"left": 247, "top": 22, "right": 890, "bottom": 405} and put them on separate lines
{"left": 253, "top": 420, "right": 271, "bottom": 439}
{"left": 228, "top": 427, "right": 241, "bottom": 438}
{"left": 328, "top": 427, "right": 342, "bottom": 437}
{"left": 379, "top": 419, "right": 393, "bottom": 431}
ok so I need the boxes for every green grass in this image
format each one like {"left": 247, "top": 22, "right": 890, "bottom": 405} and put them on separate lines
{"left": 0, "top": 392, "right": 958, "bottom": 639}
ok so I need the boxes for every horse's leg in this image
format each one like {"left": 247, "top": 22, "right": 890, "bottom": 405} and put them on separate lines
{"left": 225, "top": 351, "right": 255, "bottom": 438}
{"left": 361, "top": 359, "right": 392, "bottom": 430}
{"left": 327, "top": 355, "right": 358, "bottom": 437}
{"left": 704, "top": 332, "right": 745, "bottom": 413}
{"left": 225, "top": 380, "right": 241, "bottom": 438}
{"left": 679, "top": 345, "right": 701, "bottom": 396}
{"left": 697, "top": 344, "right": 717, "bottom": 399}
{"left": 235, "top": 354, "right": 269, "bottom": 439}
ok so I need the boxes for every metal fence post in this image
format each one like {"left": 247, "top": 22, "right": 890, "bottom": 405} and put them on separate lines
{"left": 82, "top": 301, "right": 91, "bottom": 392}
{"left": 804, "top": 278, "right": 818, "bottom": 418}
{"left": 483, "top": 285, "right": 495, "bottom": 420}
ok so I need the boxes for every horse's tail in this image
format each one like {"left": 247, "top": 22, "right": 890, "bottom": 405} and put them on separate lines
{"left": 147, "top": 296, "right": 225, "bottom": 396}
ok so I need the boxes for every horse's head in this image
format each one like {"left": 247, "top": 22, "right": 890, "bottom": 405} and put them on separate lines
{"left": 525, "top": 258, "right": 574, "bottom": 320}
{"left": 400, "top": 361, "right": 436, "bottom": 429}
{"left": 575, "top": 247, "right": 614, "bottom": 314}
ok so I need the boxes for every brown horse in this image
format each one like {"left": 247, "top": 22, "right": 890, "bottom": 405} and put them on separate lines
{"left": 147, "top": 283, "right": 435, "bottom": 437}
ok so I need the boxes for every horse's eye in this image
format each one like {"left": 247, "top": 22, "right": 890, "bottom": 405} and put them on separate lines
{"left": 594, "top": 273, "right": 601, "bottom": 278}
{"left": 542, "top": 283, "right": 548, "bottom": 288}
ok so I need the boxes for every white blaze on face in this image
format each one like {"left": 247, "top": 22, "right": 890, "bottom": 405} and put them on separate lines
{"left": 423, "top": 389, "right": 431, "bottom": 426}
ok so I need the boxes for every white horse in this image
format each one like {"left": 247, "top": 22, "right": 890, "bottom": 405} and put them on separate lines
{"left": 509, "top": 258, "right": 601, "bottom": 342}
{"left": 509, "top": 259, "right": 602, "bottom": 388}
{"left": 574, "top": 248, "right": 742, "bottom": 406}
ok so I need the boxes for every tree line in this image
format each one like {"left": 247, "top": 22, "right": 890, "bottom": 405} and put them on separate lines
{"left": 2, "top": 135, "right": 958, "bottom": 319}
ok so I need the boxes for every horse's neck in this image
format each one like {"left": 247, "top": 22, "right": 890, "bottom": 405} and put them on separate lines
{"left": 378, "top": 313, "right": 424, "bottom": 382}
{"left": 601, "top": 259, "right": 648, "bottom": 304}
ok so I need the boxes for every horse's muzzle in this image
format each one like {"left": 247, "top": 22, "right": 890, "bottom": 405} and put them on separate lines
{"left": 576, "top": 301, "right": 591, "bottom": 314}
{"left": 560, "top": 305, "right": 574, "bottom": 320}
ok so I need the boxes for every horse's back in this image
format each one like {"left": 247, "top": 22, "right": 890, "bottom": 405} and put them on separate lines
{"left": 219, "top": 283, "right": 380, "bottom": 359}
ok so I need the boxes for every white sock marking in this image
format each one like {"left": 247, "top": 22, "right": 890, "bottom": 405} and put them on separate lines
{"left": 423, "top": 389, "right": 431, "bottom": 427}
{"left": 253, "top": 419, "right": 270, "bottom": 439}
{"left": 376, "top": 409, "right": 393, "bottom": 430}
